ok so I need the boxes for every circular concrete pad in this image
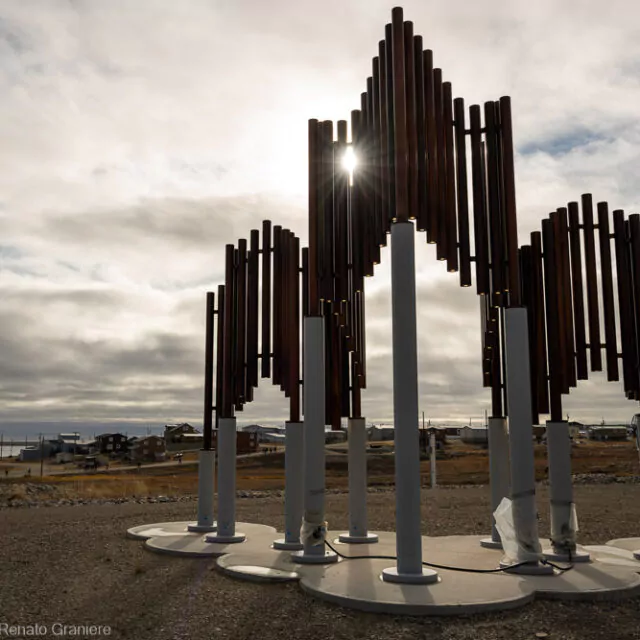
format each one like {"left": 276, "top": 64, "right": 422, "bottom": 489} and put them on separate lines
{"left": 127, "top": 521, "right": 199, "bottom": 540}
{"left": 143, "top": 522, "right": 277, "bottom": 558}
{"left": 338, "top": 532, "right": 380, "bottom": 544}
{"left": 300, "top": 557, "right": 534, "bottom": 615}
{"left": 607, "top": 537, "right": 640, "bottom": 552}
{"left": 582, "top": 545, "right": 640, "bottom": 570}
{"left": 217, "top": 551, "right": 305, "bottom": 582}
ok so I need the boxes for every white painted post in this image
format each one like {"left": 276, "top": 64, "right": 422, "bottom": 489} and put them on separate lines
{"left": 338, "top": 417, "right": 378, "bottom": 543}
{"left": 205, "top": 417, "right": 245, "bottom": 543}
{"left": 502, "top": 307, "right": 550, "bottom": 573}
{"left": 292, "top": 316, "right": 337, "bottom": 564}
{"left": 544, "top": 421, "right": 589, "bottom": 562}
{"left": 273, "top": 421, "right": 304, "bottom": 550}
{"left": 481, "top": 417, "right": 510, "bottom": 549}
{"left": 381, "top": 222, "right": 438, "bottom": 584}
{"left": 429, "top": 431, "right": 437, "bottom": 489}
{"left": 188, "top": 449, "right": 217, "bottom": 532}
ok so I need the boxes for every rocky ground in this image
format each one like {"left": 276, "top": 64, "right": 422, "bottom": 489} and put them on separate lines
{"left": 1, "top": 484, "right": 640, "bottom": 639}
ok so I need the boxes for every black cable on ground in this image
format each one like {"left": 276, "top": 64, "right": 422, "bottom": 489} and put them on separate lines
{"left": 324, "top": 539, "right": 573, "bottom": 575}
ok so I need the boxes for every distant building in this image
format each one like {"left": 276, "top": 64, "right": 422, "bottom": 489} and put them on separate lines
{"left": 129, "top": 435, "right": 166, "bottom": 462}
{"left": 325, "top": 430, "right": 347, "bottom": 444}
{"left": 164, "top": 423, "right": 199, "bottom": 443}
{"left": 95, "top": 433, "right": 128, "bottom": 455}
{"left": 241, "top": 425, "right": 284, "bottom": 442}
{"left": 213, "top": 431, "right": 258, "bottom": 454}
{"left": 586, "top": 425, "right": 628, "bottom": 441}
{"left": 460, "top": 425, "right": 488, "bottom": 445}
{"left": 367, "top": 425, "right": 395, "bottom": 441}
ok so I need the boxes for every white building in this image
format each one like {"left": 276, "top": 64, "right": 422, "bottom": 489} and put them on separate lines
{"left": 460, "top": 425, "right": 488, "bottom": 445}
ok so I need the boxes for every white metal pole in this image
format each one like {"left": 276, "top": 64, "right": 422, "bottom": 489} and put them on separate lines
{"left": 206, "top": 417, "right": 245, "bottom": 543}
{"left": 544, "top": 421, "right": 589, "bottom": 561}
{"left": 381, "top": 222, "right": 437, "bottom": 584}
{"left": 188, "top": 449, "right": 216, "bottom": 532}
{"left": 339, "top": 417, "right": 378, "bottom": 543}
{"left": 292, "top": 316, "right": 337, "bottom": 563}
{"left": 273, "top": 421, "right": 304, "bottom": 550}
{"left": 429, "top": 431, "right": 437, "bottom": 489}
{"left": 481, "top": 416, "right": 510, "bottom": 548}
{"left": 502, "top": 307, "right": 550, "bottom": 573}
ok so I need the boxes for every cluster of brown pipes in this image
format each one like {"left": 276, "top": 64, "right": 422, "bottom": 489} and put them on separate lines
{"left": 201, "top": 7, "right": 640, "bottom": 443}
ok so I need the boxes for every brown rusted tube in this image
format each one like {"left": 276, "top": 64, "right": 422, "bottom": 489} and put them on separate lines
{"left": 261, "top": 220, "right": 272, "bottom": 379}
{"left": 215, "top": 284, "right": 225, "bottom": 430}
{"left": 531, "top": 231, "right": 549, "bottom": 414}
{"left": 404, "top": 21, "right": 418, "bottom": 222}
{"left": 469, "top": 105, "right": 489, "bottom": 295}
{"left": 203, "top": 291, "right": 215, "bottom": 450}
{"left": 222, "top": 244, "right": 235, "bottom": 417}
{"left": 308, "top": 120, "right": 320, "bottom": 316}
{"left": 628, "top": 215, "right": 640, "bottom": 398}
{"left": 302, "top": 247, "right": 309, "bottom": 318}
{"left": 434, "top": 68, "right": 447, "bottom": 260}
{"left": 290, "top": 236, "right": 301, "bottom": 422}
{"left": 556, "top": 208, "right": 576, "bottom": 389}
{"left": 336, "top": 121, "right": 349, "bottom": 303}
{"left": 581, "top": 194, "right": 602, "bottom": 371}
{"left": 519, "top": 246, "right": 539, "bottom": 425}
{"left": 247, "top": 230, "right": 260, "bottom": 392}
{"left": 370, "top": 68, "right": 383, "bottom": 250}
{"left": 384, "top": 23, "right": 396, "bottom": 226}
{"left": 235, "top": 239, "right": 247, "bottom": 407}
{"left": 378, "top": 40, "right": 390, "bottom": 231}
{"left": 367, "top": 78, "right": 383, "bottom": 262}
{"left": 568, "top": 202, "right": 588, "bottom": 380}
{"left": 484, "top": 101, "right": 504, "bottom": 308}
{"left": 351, "top": 109, "right": 365, "bottom": 290}
{"left": 391, "top": 7, "right": 408, "bottom": 223}
{"left": 351, "top": 354, "right": 362, "bottom": 419}
{"left": 613, "top": 211, "right": 638, "bottom": 394}
{"left": 454, "top": 97, "right": 471, "bottom": 287}
{"left": 542, "top": 218, "right": 563, "bottom": 421}
{"left": 321, "top": 121, "right": 335, "bottom": 301}
{"left": 359, "top": 93, "right": 373, "bottom": 278}
{"left": 498, "top": 97, "right": 521, "bottom": 307}
{"left": 443, "top": 81, "right": 458, "bottom": 273}
{"left": 489, "top": 305, "right": 503, "bottom": 417}
{"left": 597, "top": 202, "right": 619, "bottom": 381}
{"left": 272, "top": 226, "right": 282, "bottom": 387}
{"left": 413, "top": 35, "right": 426, "bottom": 232}
{"left": 423, "top": 50, "right": 437, "bottom": 243}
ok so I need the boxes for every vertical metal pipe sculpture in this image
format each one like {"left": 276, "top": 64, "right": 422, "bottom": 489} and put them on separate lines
{"left": 582, "top": 194, "right": 603, "bottom": 371}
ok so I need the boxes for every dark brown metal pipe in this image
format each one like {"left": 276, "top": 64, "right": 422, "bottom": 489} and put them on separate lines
{"left": 261, "top": 220, "right": 272, "bottom": 378}
{"left": 391, "top": 7, "right": 408, "bottom": 223}
{"left": 203, "top": 291, "right": 215, "bottom": 450}
{"left": 568, "top": 202, "right": 588, "bottom": 380}
{"left": 597, "top": 202, "right": 619, "bottom": 381}
{"left": 404, "top": 21, "right": 418, "bottom": 222}
{"left": 443, "top": 81, "right": 458, "bottom": 273}
{"left": 454, "top": 97, "right": 471, "bottom": 287}
{"left": 582, "top": 194, "right": 602, "bottom": 371}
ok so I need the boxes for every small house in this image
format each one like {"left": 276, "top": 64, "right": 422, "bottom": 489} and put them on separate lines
{"left": 129, "top": 435, "right": 166, "bottom": 462}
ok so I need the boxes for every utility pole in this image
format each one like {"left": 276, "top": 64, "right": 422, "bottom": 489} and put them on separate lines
{"left": 39, "top": 434, "right": 44, "bottom": 478}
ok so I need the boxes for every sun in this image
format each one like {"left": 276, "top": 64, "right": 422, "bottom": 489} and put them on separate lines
{"left": 342, "top": 146, "right": 357, "bottom": 177}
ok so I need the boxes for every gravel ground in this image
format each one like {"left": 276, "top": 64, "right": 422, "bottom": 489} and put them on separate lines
{"left": 1, "top": 485, "right": 640, "bottom": 640}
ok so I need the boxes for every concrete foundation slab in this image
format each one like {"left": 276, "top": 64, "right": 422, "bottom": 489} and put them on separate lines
{"left": 126, "top": 521, "right": 199, "bottom": 540}
{"left": 607, "top": 537, "right": 640, "bottom": 553}
{"left": 583, "top": 545, "right": 640, "bottom": 570}
{"left": 143, "top": 522, "right": 277, "bottom": 558}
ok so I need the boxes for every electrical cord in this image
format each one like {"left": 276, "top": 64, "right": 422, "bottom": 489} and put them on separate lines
{"left": 324, "top": 539, "right": 573, "bottom": 574}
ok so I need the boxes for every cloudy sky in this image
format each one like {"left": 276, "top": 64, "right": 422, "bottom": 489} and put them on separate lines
{"left": 1, "top": 0, "right": 639, "bottom": 437}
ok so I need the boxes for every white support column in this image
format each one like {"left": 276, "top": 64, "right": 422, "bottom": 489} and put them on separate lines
{"left": 381, "top": 222, "right": 438, "bottom": 585}
{"left": 273, "top": 421, "right": 304, "bottom": 551}
{"left": 292, "top": 316, "right": 337, "bottom": 564}
{"left": 205, "top": 417, "right": 245, "bottom": 544}
{"left": 543, "top": 421, "right": 590, "bottom": 562}
{"left": 339, "top": 417, "right": 378, "bottom": 543}
{"left": 502, "top": 307, "right": 551, "bottom": 574}
{"left": 187, "top": 449, "right": 217, "bottom": 532}
{"left": 481, "top": 417, "right": 510, "bottom": 549}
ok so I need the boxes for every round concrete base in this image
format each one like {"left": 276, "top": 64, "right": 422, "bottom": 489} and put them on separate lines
{"left": 607, "top": 537, "right": 640, "bottom": 554}
{"left": 142, "top": 522, "right": 276, "bottom": 558}
{"left": 480, "top": 537, "right": 503, "bottom": 550}
{"left": 272, "top": 538, "right": 304, "bottom": 551}
{"left": 219, "top": 565, "right": 299, "bottom": 582}
{"left": 381, "top": 567, "right": 439, "bottom": 585}
{"left": 205, "top": 532, "right": 246, "bottom": 544}
{"left": 337, "top": 532, "right": 380, "bottom": 544}
{"left": 543, "top": 547, "right": 591, "bottom": 563}
{"left": 291, "top": 549, "right": 339, "bottom": 564}
{"left": 126, "top": 521, "right": 198, "bottom": 540}
{"left": 187, "top": 522, "right": 217, "bottom": 533}
{"left": 499, "top": 559, "right": 555, "bottom": 575}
